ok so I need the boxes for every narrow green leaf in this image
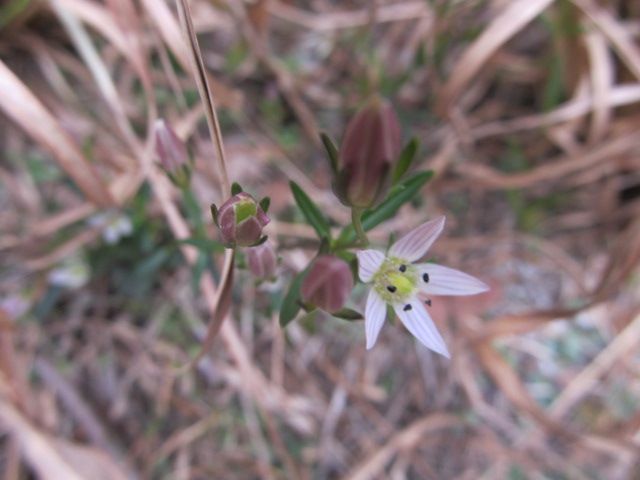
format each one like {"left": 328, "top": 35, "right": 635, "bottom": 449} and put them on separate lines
{"left": 320, "top": 133, "right": 339, "bottom": 174}
{"left": 279, "top": 269, "right": 307, "bottom": 327}
{"left": 336, "top": 170, "right": 433, "bottom": 246}
{"left": 391, "top": 138, "right": 419, "bottom": 184}
{"left": 289, "top": 181, "right": 331, "bottom": 239}
{"left": 332, "top": 308, "right": 363, "bottom": 321}
{"left": 231, "top": 182, "right": 243, "bottom": 195}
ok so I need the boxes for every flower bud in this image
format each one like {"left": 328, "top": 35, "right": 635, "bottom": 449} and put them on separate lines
{"left": 215, "top": 192, "right": 270, "bottom": 247}
{"left": 301, "top": 255, "right": 354, "bottom": 313}
{"left": 334, "top": 98, "right": 401, "bottom": 208}
{"left": 245, "top": 241, "right": 277, "bottom": 278}
{"left": 154, "top": 119, "right": 191, "bottom": 188}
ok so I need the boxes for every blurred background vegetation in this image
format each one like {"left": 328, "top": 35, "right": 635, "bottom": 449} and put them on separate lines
{"left": 1, "top": 0, "right": 640, "bottom": 478}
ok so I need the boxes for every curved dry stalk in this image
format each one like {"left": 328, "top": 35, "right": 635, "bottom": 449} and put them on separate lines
{"left": 178, "top": 248, "right": 235, "bottom": 371}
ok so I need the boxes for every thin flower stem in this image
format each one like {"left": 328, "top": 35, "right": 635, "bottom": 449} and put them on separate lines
{"left": 351, "top": 207, "right": 369, "bottom": 248}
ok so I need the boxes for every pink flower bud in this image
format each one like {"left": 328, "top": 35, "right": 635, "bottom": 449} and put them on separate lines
{"left": 301, "top": 255, "right": 354, "bottom": 313}
{"left": 216, "top": 192, "right": 270, "bottom": 247}
{"left": 245, "top": 241, "right": 277, "bottom": 278}
{"left": 334, "top": 98, "right": 402, "bottom": 208}
{"left": 154, "top": 119, "right": 191, "bottom": 188}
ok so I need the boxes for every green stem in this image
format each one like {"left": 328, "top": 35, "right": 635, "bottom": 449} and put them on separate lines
{"left": 351, "top": 207, "right": 369, "bottom": 248}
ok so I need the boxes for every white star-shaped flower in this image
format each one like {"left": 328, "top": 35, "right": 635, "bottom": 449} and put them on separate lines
{"left": 356, "top": 216, "right": 489, "bottom": 357}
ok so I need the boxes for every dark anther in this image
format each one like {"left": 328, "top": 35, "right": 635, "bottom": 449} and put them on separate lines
{"left": 403, "top": 304, "right": 412, "bottom": 311}
{"left": 386, "top": 285, "right": 397, "bottom": 293}
{"left": 422, "top": 273, "right": 430, "bottom": 283}
{"left": 425, "top": 299, "right": 432, "bottom": 307}
{"left": 399, "top": 265, "right": 407, "bottom": 272}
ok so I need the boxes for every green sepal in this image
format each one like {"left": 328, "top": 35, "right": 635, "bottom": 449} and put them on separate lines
{"left": 210, "top": 203, "right": 218, "bottom": 225}
{"left": 320, "top": 132, "right": 339, "bottom": 174}
{"left": 231, "top": 182, "right": 243, "bottom": 195}
{"left": 299, "top": 309, "right": 318, "bottom": 332}
{"left": 249, "top": 235, "right": 268, "bottom": 247}
{"left": 298, "top": 300, "right": 315, "bottom": 312}
{"left": 259, "top": 196, "right": 271, "bottom": 214}
{"left": 332, "top": 308, "right": 363, "bottom": 321}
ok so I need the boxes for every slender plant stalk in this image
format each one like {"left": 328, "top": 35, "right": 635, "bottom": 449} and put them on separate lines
{"left": 351, "top": 207, "right": 369, "bottom": 248}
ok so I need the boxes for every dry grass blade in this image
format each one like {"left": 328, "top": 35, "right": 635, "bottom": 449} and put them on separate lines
{"left": 140, "top": 0, "right": 241, "bottom": 110}
{"left": 438, "top": 0, "right": 555, "bottom": 113}
{"left": 34, "top": 358, "right": 138, "bottom": 478}
{"left": 470, "top": 83, "right": 640, "bottom": 140}
{"left": 345, "top": 414, "right": 462, "bottom": 480}
{"left": 475, "top": 343, "right": 539, "bottom": 414}
{"left": 474, "top": 342, "right": 586, "bottom": 456}
{"left": 175, "top": 0, "right": 230, "bottom": 199}
{"left": 0, "top": 311, "right": 27, "bottom": 410}
{"left": 584, "top": 28, "right": 613, "bottom": 143}
{"left": 572, "top": 0, "right": 640, "bottom": 81}
{"left": 269, "top": 1, "right": 430, "bottom": 31}
{"left": 50, "top": 0, "right": 141, "bottom": 154}
{"left": 549, "top": 309, "right": 640, "bottom": 419}
{"left": 0, "top": 398, "right": 129, "bottom": 480}
{"left": 54, "top": 0, "right": 150, "bottom": 89}
{"left": 0, "top": 59, "right": 113, "bottom": 207}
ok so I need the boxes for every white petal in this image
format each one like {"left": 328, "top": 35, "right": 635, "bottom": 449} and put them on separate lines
{"left": 365, "top": 290, "right": 387, "bottom": 350}
{"left": 393, "top": 299, "right": 450, "bottom": 358}
{"left": 356, "top": 249, "right": 385, "bottom": 283}
{"left": 389, "top": 216, "right": 445, "bottom": 262}
{"left": 416, "top": 263, "right": 489, "bottom": 296}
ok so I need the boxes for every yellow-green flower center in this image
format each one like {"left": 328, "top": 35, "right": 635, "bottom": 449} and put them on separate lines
{"left": 235, "top": 199, "right": 257, "bottom": 223}
{"left": 373, "top": 257, "right": 418, "bottom": 303}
